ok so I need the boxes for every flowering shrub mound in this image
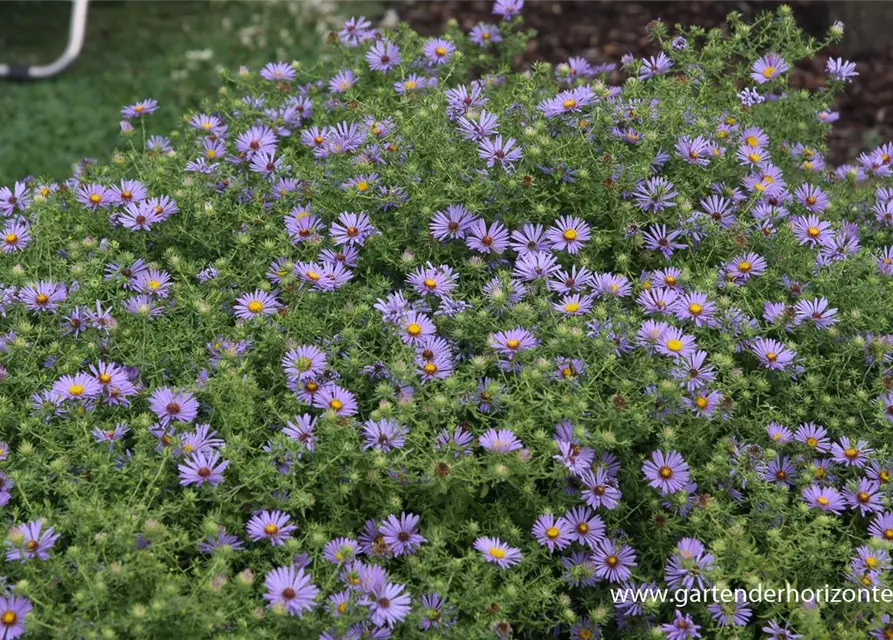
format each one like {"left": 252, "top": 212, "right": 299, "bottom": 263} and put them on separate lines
{"left": 3, "top": 3, "right": 893, "bottom": 638}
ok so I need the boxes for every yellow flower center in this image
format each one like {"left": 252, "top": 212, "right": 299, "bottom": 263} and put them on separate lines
{"left": 148, "top": 280, "right": 161, "bottom": 290}
{"left": 762, "top": 66, "right": 776, "bottom": 78}
{"left": 866, "top": 556, "right": 879, "bottom": 568}
{"left": 844, "top": 447, "right": 858, "bottom": 459}
{"left": 564, "top": 302, "right": 580, "bottom": 313}
{"left": 506, "top": 339, "right": 521, "bottom": 350}
{"left": 695, "top": 396, "right": 708, "bottom": 409}
{"left": 407, "top": 322, "right": 422, "bottom": 336}
{"left": 748, "top": 152, "right": 762, "bottom": 163}
{"left": 766, "top": 352, "right": 778, "bottom": 362}
{"left": 68, "top": 384, "right": 85, "bottom": 396}
{"left": 738, "top": 261, "right": 752, "bottom": 272}
{"left": 546, "top": 526, "right": 560, "bottom": 539}
{"left": 563, "top": 229, "right": 577, "bottom": 241}
{"left": 659, "top": 466, "right": 673, "bottom": 479}
{"left": 4, "top": 234, "right": 17, "bottom": 245}
{"left": 99, "top": 373, "right": 112, "bottom": 384}
{"left": 247, "top": 300, "right": 264, "bottom": 314}
{"left": 423, "top": 278, "right": 437, "bottom": 289}
{"left": 404, "top": 80, "right": 417, "bottom": 90}
{"left": 356, "top": 181, "right": 369, "bottom": 192}
{"left": 206, "top": 149, "right": 217, "bottom": 159}
{"left": 423, "top": 363, "right": 438, "bottom": 375}
{"left": 562, "top": 99, "right": 577, "bottom": 110}
{"left": 666, "top": 339, "right": 683, "bottom": 352}
{"left": 306, "top": 271, "right": 321, "bottom": 281}
{"left": 807, "top": 226, "right": 820, "bottom": 238}
{"left": 264, "top": 524, "right": 279, "bottom": 536}
{"left": 1, "top": 611, "right": 15, "bottom": 626}
{"left": 745, "top": 135, "right": 759, "bottom": 147}
{"left": 688, "top": 303, "right": 703, "bottom": 315}
{"left": 89, "top": 193, "right": 102, "bottom": 204}
{"left": 806, "top": 196, "right": 817, "bottom": 206}
{"left": 435, "top": 46, "right": 447, "bottom": 56}
{"left": 817, "top": 496, "right": 830, "bottom": 506}
{"left": 329, "top": 399, "right": 344, "bottom": 410}
{"left": 806, "top": 437, "right": 818, "bottom": 447}
{"left": 489, "top": 547, "right": 506, "bottom": 559}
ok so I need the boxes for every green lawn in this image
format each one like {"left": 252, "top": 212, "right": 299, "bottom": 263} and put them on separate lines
{"left": 0, "top": 1, "right": 366, "bottom": 183}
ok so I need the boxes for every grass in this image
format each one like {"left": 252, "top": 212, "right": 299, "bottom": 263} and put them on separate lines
{"left": 0, "top": 0, "right": 368, "bottom": 183}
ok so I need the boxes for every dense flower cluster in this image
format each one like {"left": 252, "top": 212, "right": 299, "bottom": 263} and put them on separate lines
{"left": 0, "top": 3, "right": 892, "bottom": 638}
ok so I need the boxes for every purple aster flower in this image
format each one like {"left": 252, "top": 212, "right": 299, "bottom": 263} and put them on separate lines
{"left": 643, "top": 450, "right": 691, "bottom": 494}
{"left": 466, "top": 218, "right": 510, "bottom": 253}
{"left": 362, "top": 419, "right": 408, "bottom": 453}
{"left": 563, "top": 506, "right": 604, "bottom": 548}
{"left": 261, "top": 62, "right": 296, "bottom": 82}
{"left": 323, "top": 537, "right": 359, "bottom": 564}
{"left": 751, "top": 54, "right": 790, "bottom": 83}
{"left": 826, "top": 57, "right": 858, "bottom": 82}
{"left": 643, "top": 224, "right": 686, "bottom": 258}
{"left": 656, "top": 327, "right": 697, "bottom": 358}
{"left": 76, "top": 183, "right": 113, "bottom": 209}
{"left": 331, "top": 211, "right": 375, "bottom": 246}
{"left": 493, "top": 0, "right": 523, "bottom": 19}
{"left": 264, "top": 565, "right": 318, "bottom": 617}
{"left": 198, "top": 529, "right": 243, "bottom": 554}
{"left": 675, "top": 136, "right": 711, "bottom": 166}
{"left": 633, "top": 176, "right": 678, "bottom": 213}
{"left": 672, "top": 292, "right": 716, "bottom": 328}
{"left": 236, "top": 125, "right": 277, "bottom": 158}
{"left": 312, "top": 384, "right": 358, "bottom": 416}
{"left": 830, "top": 437, "right": 872, "bottom": 467}
{"left": 430, "top": 204, "right": 475, "bottom": 240}
{"left": 6, "top": 519, "right": 59, "bottom": 562}
{"left": 539, "top": 87, "right": 596, "bottom": 118}
{"left": 791, "top": 214, "right": 832, "bottom": 247}
{"left": 380, "top": 512, "right": 426, "bottom": 556}
{"left": 0, "top": 595, "right": 32, "bottom": 639}
{"left": 762, "top": 621, "right": 801, "bottom": 640}
{"left": 51, "top": 373, "right": 102, "bottom": 402}
{"left": 423, "top": 38, "right": 456, "bottom": 65}
{"left": 247, "top": 510, "right": 296, "bottom": 546}
{"left": 178, "top": 451, "right": 228, "bottom": 487}
{"left": 672, "top": 351, "right": 716, "bottom": 392}
{"left": 366, "top": 40, "right": 401, "bottom": 72}
{"left": 546, "top": 215, "right": 590, "bottom": 254}
{"left": 707, "top": 592, "right": 751, "bottom": 627}
{"left": 474, "top": 537, "right": 521, "bottom": 568}
{"left": 532, "top": 514, "right": 573, "bottom": 552}
{"left": 457, "top": 109, "right": 500, "bottom": 141}
{"left": 767, "top": 422, "right": 793, "bottom": 444}
{"left": 762, "top": 456, "right": 797, "bottom": 487}
{"left": 793, "top": 183, "right": 829, "bottom": 213}
{"left": 339, "top": 16, "right": 373, "bottom": 46}
{"left": 591, "top": 538, "right": 636, "bottom": 582}
{"left": 869, "top": 512, "right": 893, "bottom": 543}
{"left": 470, "top": 23, "right": 502, "bottom": 46}
{"left": 119, "top": 202, "right": 161, "bottom": 231}
{"left": 479, "top": 428, "right": 523, "bottom": 453}
{"left": 750, "top": 337, "right": 796, "bottom": 371}
{"left": 362, "top": 582, "right": 411, "bottom": 628}
{"left": 488, "top": 327, "right": 538, "bottom": 359}
{"left": 793, "top": 297, "right": 837, "bottom": 328}
{"left": 661, "top": 610, "right": 701, "bottom": 640}
{"left": 844, "top": 479, "right": 883, "bottom": 516}
{"left": 148, "top": 387, "right": 199, "bottom": 424}
{"left": 20, "top": 281, "right": 67, "bottom": 313}
{"left": 684, "top": 390, "right": 723, "bottom": 418}
{"left": 283, "top": 346, "right": 327, "bottom": 382}
{"left": 282, "top": 414, "right": 317, "bottom": 452}
{"left": 419, "top": 592, "right": 455, "bottom": 631}
{"left": 478, "top": 136, "right": 523, "bottom": 172}
{"left": 329, "top": 69, "right": 358, "bottom": 93}
{"left": 578, "top": 468, "right": 622, "bottom": 509}
{"left": 1, "top": 219, "right": 30, "bottom": 253}
{"left": 802, "top": 484, "right": 844, "bottom": 514}
{"left": 248, "top": 151, "right": 282, "bottom": 177}
{"left": 638, "top": 52, "right": 673, "bottom": 79}
{"left": 234, "top": 290, "right": 282, "bottom": 320}
{"left": 0, "top": 181, "right": 30, "bottom": 215}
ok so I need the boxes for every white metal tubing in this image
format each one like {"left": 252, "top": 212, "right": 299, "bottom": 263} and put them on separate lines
{"left": 0, "top": 0, "right": 90, "bottom": 79}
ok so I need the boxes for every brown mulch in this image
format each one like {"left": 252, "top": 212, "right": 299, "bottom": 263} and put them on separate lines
{"left": 387, "top": 1, "right": 893, "bottom": 164}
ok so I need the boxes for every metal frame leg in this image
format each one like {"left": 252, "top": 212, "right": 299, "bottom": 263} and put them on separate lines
{"left": 0, "top": 0, "right": 90, "bottom": 80}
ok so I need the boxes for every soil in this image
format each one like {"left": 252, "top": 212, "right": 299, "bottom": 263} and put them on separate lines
{"left": 388, "top": 1, "right": 893, "bottom": 165}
